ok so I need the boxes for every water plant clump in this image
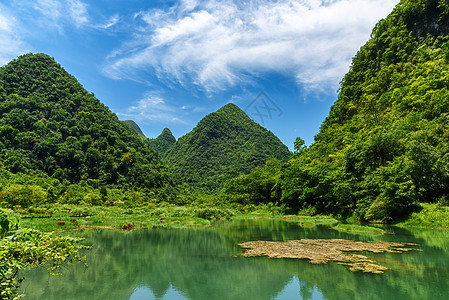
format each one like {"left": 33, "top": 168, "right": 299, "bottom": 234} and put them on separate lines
{"left": 238, "top": 239, "right": 420, "bottom": 274}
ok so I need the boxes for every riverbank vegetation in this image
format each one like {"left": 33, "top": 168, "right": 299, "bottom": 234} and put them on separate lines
{"left": 219, "top": 0, "right": 449, "bottom": 223}
{"left": 0, "top": 209, "right": 88, "bottom": 300}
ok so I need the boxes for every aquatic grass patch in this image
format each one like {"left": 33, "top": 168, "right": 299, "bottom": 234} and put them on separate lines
{"left": 21, "top": 216, "right": 82, "bottom": 232}
{"left": 239, "top": 239, "right": 420, "bottom": 274}
{"left": 231, "top": 214, "right": 338, "bottom": 227}
{"left": 332, "top": 223, "right": 386, "bottom": 234}
{"left": 148, "top": 206, "right": 235, "bottom": 221}
{"left": 286, "top": 215, "right": 338, "bottom": 226}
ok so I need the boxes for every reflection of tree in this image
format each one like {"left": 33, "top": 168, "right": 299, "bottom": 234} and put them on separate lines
{"left": 21, "top": 222, "right": 295, "bottom": 300}
{"left": 20, "top": 220, "right": 449, "bottom": 300}
{"left": 278, "top": 225, "right": 449, "bottom": 300}
{"left": 299, "top": 281, "right": 314, "bottom": 300}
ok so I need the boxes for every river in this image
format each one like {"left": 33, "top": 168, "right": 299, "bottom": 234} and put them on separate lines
{"left": 20, "top": 218, "right": 449, "bottom": 299}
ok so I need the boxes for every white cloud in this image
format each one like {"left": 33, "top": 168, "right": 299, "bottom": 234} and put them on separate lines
{"left": 0, "top": 6, "right": 28, "bottom": 66}
{"left": 33, "top": 0, "right": 61, "bottom": 20}
{"left": 104, "top": 0, "right": 399, "bottom": 93}
{"left": 12, "top": 0, "right": 120, "bottom": 32}
{"left": 67, "top": 0, "right": 89, "bottom": 28}
{"left": 118, "top": 92, "right": 188, "bottom": 124}
{"left": 0, "top": 8, "right": 13, "bottom": 33}
{"left": 29, "top": 0, "right": 63, "bottom": 32}
{"left": 96, "top": 14, "right": 120, "bottom": 30}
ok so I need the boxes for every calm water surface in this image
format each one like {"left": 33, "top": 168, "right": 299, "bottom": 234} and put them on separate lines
{"left": 21, "top": 219, "right": 449, "bottom": 299}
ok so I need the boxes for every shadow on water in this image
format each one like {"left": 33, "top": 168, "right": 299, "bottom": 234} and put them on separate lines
{"left": 20, "top": 219, "right": 449, "bottom": 300}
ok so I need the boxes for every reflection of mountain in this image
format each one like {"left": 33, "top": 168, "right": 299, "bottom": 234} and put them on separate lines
{"left": 20, "top": 220, "right": 449, "bottom": 300}
{"left": 21, "top": 222, "right": 295, "bottom": 300}
{"left": 129, "top": 285, "right": 188, "bottom": 300}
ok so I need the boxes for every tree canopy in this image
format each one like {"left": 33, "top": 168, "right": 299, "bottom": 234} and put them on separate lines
{"left": 0, "top": 53, "right": 171, "bottom": 191}
{"left": 164, "top": 103, "right": 291, "bottom": 191}
{"left": 145, "top": 128, "right": 176, "bottom": 157}
{"left": 223, "top": 0, "right": 449, "bottom": 222}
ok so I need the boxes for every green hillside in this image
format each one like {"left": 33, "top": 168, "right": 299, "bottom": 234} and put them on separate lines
{"left": 145, "top": 128, "right": 176, "bottom": 157}
{"left": 123, "top": 120, "right": 146, "bottom": 138}
{"left": 164, "top": 103, "right": 291, "bottom": 190}
{"left": 0, "top": 53, "right": 170, "bottom": 190}
{"left": 225, "top": 0, "right": 449, "bottom": 222}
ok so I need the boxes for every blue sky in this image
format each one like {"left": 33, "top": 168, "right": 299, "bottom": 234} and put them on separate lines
{"left": 0, "top": 0, "right": 399, "bottom": 150}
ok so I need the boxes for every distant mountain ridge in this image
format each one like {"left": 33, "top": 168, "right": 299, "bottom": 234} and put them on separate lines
{"left": 164, "top": 103, "right": 291, "bottom": 190}
{"left": 145, "top": 128, "right": 176, "bottom": 157}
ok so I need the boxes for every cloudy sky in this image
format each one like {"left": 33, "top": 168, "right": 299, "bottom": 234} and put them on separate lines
{"left": 0, "top": 0, "right": 399, "bottom": 149}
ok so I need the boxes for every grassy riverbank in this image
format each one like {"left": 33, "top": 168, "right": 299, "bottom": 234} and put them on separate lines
{"left": 19, "top": 204, "right": 235, "bottom": 232}
{"left": 394, "top": 203, "right": 449, "bottom": 229}
{"left": 16, "top": 202, "right": 449, "bottom": 233}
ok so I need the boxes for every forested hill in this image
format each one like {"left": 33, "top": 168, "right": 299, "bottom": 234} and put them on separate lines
{"left": 145, "top": 128, "right": 176, "bottom": 157}
{"left": 164, "top": 103, "right": 291, "bottom": 190}
{"left": 0, "top": 53, "right": 171, "bottom": 190}
{"left": 123, "top": 120, "right": 146, "bottom": 138}
{"left": 225, "top": 0, "right": 449, "bottom": 222}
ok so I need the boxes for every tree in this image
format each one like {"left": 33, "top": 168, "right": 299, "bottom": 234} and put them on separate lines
{"left": 294, "top": 137, "right": 306, "bottom": 155}
{"left": 0, "top": 209, "right": 88, "bottom": 299}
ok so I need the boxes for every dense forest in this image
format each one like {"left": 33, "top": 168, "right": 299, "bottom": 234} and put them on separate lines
{"left": 0, "top": 53, "right": 292, "bottom": 208}
{"left": 2, "top": 0, "right": 449, "bottom": 223}
{"left": 123, "top": 120, "right": 146, "bottom": 139}
{"left": 224, "top": 0, "right": 449, "bottom": 222}
{"left": 0, "top": 53, "right": 177, "bottom": 207}
{"left": 5, "top": 1, "right": 449, "bottom": 298}
{"left": 145, "top": 128, "right": 176, "bottom": 157}
{"left": 163, "top": 103, "right": 292, "bottom": 191}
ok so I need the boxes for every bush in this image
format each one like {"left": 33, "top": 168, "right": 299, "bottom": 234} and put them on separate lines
{"left": 0, "top": 185, "right": 46, "bottom": 209}
{"left": 194, "top": 207, "right": 234, "bottom": 220}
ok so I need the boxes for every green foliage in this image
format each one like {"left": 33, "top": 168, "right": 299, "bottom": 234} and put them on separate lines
{"left": 0, "top": 53, "right": 172, "bottom": 191}
{"left": 164, "top": 103, "right": 291, "bottom": 191}
{"left": 223, "top": 159, "right": 283, "bottom": 206}
{"left": 0, "top": 209, "right": 21, "bottom": 238}
{"left": 222, "top": 0, "right": 449, "bottom": 223}
{"left": 0, "top": 209, "right": 87, "bottom": 299}
{"left": 145, "top": 128, "right": 176, "bottom": 156}
{"left": 286, "top": 0, "right": 449, "bottom": 222}
{"left": 396, "top": 203, "right": 449, "bottom": 228}
{"left": 293, "top": 137, "right": 306, "bottom": 155}
{"left": 122, "top": 120, "right": 146, "bottom": 138}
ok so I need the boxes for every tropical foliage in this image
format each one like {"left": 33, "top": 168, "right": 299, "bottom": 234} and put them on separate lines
{"left": 0, "top": 209, "right": 87, "bottom": 299}
{"left": 223, "top": 0, "right": 449, "bottom": 222}
{"left": 164, "top": 103, "right": 291, "bottom": 190}
{"left": 145, "top": 128, "right": 176, "bottom": 157}
{"left": 0, "top": 53, "right": 171, "bottom": 191}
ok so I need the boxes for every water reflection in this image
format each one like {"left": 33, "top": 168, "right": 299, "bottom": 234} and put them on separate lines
{"left": 20, "top": 219, "right": 449, "bottom": 300}
{"left": 274, "top": 276, "right": 325, "bottom": 300}
{"left": 129, "top": 285, "right": 188, "bottom": 300}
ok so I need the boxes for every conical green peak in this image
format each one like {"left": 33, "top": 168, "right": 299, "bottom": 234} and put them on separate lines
{"left": 164, "top": 103, "right": 291, "bottom": 190}
{"left": 123, "top": 120, "right": 145, "bottom": 138}
{"left": 0, "top": 53, "right": 170, "bottom": 189}
{"left": 145, "top": 128, "right": 176, "bottom": 156}
{"left": 161, "top": 128, "right": 175, "bottom": 138}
